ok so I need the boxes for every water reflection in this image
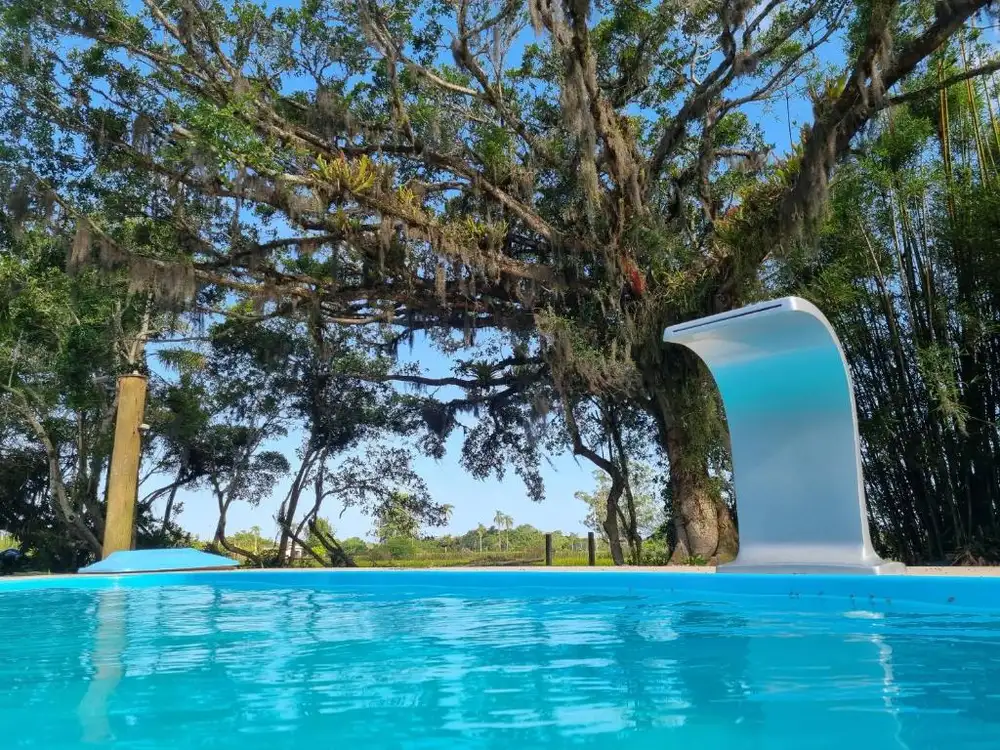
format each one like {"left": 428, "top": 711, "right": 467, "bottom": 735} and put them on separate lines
{"left": 1, "top": 583, "right": 999, "bottom": 748}
{"left": 888, "top": 610, "right": 1000, "bottom": 749}
{"left": 77, "top": 589, "right": 126, "bottom": 744}
{"left": 873, "top": 632, "right": 909, "bottom": 750}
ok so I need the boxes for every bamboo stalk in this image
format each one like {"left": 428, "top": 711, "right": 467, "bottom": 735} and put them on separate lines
{"left": 983, "top": 73, "right": 1000, "bottom": 162}
{"left": 939, "top": 58, "right": 956, "bottom": 219}
{"left": 959, "top": 31, "right": 990, "bottom": 184}
{"left": 991, "top": 72, "right": 1000, "bottom": 154}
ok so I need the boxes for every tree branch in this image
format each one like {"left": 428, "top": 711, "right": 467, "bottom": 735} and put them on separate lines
{"left": 780, "top": 0, "right": 988, "bottom": 233}
{"left": 882, "top": 59, "right": 1000, "bottom": 109}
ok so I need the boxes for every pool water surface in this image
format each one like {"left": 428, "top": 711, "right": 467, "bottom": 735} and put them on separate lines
{"left": 1, "top": 570, "right": 999, "bottom": 749}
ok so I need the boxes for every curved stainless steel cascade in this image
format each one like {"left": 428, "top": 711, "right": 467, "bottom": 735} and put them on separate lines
{"left": 663, "top": 296, "right": 904, "bottom": 574}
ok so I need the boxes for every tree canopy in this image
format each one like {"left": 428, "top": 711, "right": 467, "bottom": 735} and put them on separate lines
{"left": 1, "top": 0, "right": 998, "bottom": 568}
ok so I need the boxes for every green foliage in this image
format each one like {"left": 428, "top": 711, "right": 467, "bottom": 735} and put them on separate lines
{"left": 385, "top": 535, "right": 417, "bottom": 559}
{"left": 0, "top": 0, "right": 990, "bottom": 568}
{"left": 229, "top": 526, "right": 272, "bottom": 557}
{"left": 306, "top": 519, "right": 652, "bottom": 568}
{"left": 0, "top": 224, "right": 179, "bottom": 565}
{"left": 340, "top": 536, "right": 369, "bottom": 556}
{"left": 306, "top": 517, "right": 335, "bottom": 549}
{"left": 575, "top": 464, "right": 666, "bottom": 541}
{"left": 375, "top": 491, "right": 423, "bottom": 542}
{"left": 181, "top": 93, "right": 280, "bottom": 170}
{"left": 773, "top": 71, "right": 1000, "bottom": 563}
{"left": 640, "top": 537, "right": 673, "bottom": 566}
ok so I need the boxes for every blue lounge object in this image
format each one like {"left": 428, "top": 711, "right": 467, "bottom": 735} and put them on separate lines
{"left": 664, "top": 296, "right": 904, "bottom": 575}
{"left": 78, "top": 548, "right": 239, "bottom": 574}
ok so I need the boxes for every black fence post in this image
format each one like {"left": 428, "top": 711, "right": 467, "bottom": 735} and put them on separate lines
{"left": 545, "top": 533, "right": 553, "bottom": 566}
{"left": 587, "top": 532, "right": 596, "bottom": 566}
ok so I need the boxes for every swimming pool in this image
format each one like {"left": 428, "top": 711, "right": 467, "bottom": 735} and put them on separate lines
{"left": 2, "top": 570, "right": 998, "bottom": 749}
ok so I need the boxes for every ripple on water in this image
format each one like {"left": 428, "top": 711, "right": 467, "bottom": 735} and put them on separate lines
{"left": 0, "top": 581, "right": 999, "bottom": 749}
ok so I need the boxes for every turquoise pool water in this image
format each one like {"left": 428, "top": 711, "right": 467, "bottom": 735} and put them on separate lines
{"left": 2, "top": 571, "right": 999, "bottom": 749}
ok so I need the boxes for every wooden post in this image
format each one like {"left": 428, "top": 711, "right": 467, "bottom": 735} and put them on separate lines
{"left": 544, "top": 533, "right": 553, "bottom": 566}
{"left": 102, "top": 374, "right": 148, "bottom": 558}
{"left": 587, "top": 532, "right": 596, "bottom": 566}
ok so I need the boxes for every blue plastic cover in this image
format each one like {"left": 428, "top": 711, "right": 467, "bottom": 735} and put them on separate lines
{"left": 78, "top": 548, "right": 239, "bottom": 574}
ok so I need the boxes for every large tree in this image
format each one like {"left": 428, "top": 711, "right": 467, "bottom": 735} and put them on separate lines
{"left": 0, "top": 224, "right": 194, "bottom": 566}
{"left": 1, "top": 0, "right": 993, "bottom": 561}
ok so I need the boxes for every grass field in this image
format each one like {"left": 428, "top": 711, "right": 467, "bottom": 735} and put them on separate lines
{"left": 347, "top": 550, "right": 617, "bottom": 568}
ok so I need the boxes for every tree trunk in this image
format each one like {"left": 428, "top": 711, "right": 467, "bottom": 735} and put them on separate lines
{"left": 664, "top": 423, "right": 737, "bottom": 561}
{"left": 619, "top": 484, "right": 642, "bottom": 564}
{"left": 608, "top": 409, "right": 643, "bottom": 563}
{"left": 602, "top": 479, "right": 627, "bottom": 566}
{"left": 562, "top": 397, "right": 628, "bottom": 565}
{"left": 103, "top": 374, "right": 148, "bottom": 558}
{"left": 161, "top": 457, "right": 187, "bottom": 529}
{"left": 307, "top": 519, "right": 357, "bottom": 567}
{"left": 276, "top": 448, "right": 318, "bottom": 563}
{"left": 12, "top": 396, "right": 103, "bottom": 555}
{"left": 213, "top": 496, "right": 261, "bottom": 566}
{"left": 641, "top": 346, "right": 738, "bottom": 564}
{"left": 162, "top": 485, "right": 178, "bottom": 529}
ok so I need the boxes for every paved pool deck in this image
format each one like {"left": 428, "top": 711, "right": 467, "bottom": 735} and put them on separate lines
{"left": 497, "top": 565, "right": 1000, "bottom": 576}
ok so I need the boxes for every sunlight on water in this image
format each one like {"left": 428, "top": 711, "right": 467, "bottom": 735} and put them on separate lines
{"left": 1, "top": 577, "right": 999, "bottom": 749}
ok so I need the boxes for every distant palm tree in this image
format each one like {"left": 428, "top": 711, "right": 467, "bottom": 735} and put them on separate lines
{"left": 493, "top": 511, "right": 514, "bottom": 551}
{"left": 493, "top": 511, "right": 504, "bottom": 550}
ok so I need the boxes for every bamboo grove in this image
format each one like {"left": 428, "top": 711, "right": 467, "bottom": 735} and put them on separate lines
{"left": 782, "top": 24, "right": 1000, "bottom": 562}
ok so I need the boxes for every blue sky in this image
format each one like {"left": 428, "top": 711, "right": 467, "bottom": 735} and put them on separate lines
{"left": 165, "top": 423, "right": 601, "bottom": 541}
{"left": 150, "top": 332, "right": 602, "bottom": 542}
